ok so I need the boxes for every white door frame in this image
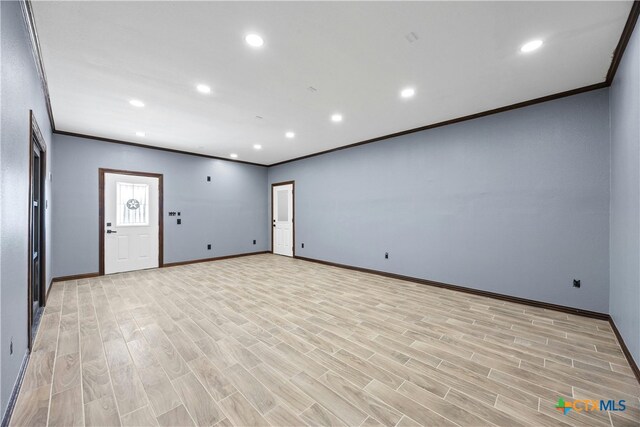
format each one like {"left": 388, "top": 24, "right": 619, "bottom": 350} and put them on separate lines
{"left": 99, "top": 168, "right": 163, "bottom": 275}
{"left": 271, "top": 180, "right": 295, "bottom": 257}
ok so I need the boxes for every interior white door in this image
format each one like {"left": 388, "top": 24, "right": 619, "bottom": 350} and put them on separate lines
{"left": 104, "top": 173, "right": 159, "bottom": 274}
{"left": 273, "top": 183, "right": 293, "bottom": 257}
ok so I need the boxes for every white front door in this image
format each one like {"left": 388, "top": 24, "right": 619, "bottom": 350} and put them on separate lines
{"left": 273, "top": 183, "right": 293, "bottom": 257}
{"left": 104, "top": 172, "right": 159, "bottom": 274}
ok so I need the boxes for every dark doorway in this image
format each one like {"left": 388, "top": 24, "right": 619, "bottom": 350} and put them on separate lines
{"left": 28, "top": 111, "right": 47, "bottom": 348}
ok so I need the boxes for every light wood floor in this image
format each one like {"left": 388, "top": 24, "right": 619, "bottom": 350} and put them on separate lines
{"left": 10, "top": 254, "right": 640, "bottom": 427}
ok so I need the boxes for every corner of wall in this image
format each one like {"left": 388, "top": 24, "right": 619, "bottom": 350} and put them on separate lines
{"left": 608, "top": 11, "right": 640, "bottom": 367}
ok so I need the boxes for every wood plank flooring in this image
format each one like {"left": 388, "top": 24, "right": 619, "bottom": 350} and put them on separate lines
{"left": 10, "top": 254, "right": 640, "bottom": 426}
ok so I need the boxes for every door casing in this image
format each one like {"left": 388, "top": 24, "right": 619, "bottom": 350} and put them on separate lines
{"left": 99, "top": 168, "right": 164, "bottom": 275}
{"left": 271, "top": 180, "right": 295, "bottom": 256}
{"left": 27, "top": 111, "right": 47, "bottom": 350}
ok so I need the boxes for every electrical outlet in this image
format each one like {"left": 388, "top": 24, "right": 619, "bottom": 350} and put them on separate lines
{"left": 573, "top": 279, "right": 581, "bottom": 288}
{"left": 385, "top": 252, "right": 389, "bottom": 259}
{"left": 301, "top": 243, "right": 305, "bottom": 248}
{"left": 253, "top": 240, "right": 256, "bottom": 245}
{"left": 10, "top": 338, "right": 13, "bottom": 355}
{"left": 207, "top": 244, "right": 211, "bottom": 250}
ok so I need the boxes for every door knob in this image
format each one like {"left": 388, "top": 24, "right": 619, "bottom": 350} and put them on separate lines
{"left": 107, "top": 230, "right": 117, "bottom": 234}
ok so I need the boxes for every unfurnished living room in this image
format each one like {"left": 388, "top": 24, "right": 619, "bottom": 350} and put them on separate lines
{"left": 1, "top": 1, "right": 640, "bottom": 426}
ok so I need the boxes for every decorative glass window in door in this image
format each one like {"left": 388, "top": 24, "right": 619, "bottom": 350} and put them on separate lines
{"left": 116, "top": 182, "right": 149, "bottom": 226}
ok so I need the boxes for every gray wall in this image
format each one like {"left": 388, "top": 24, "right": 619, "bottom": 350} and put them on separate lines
{"left": 52, "top": 134, "right": 268, "bottom": 277}
{"left": 1, "top": 0, "right": 54, "bottom": 417}
{"left": 610, "top": 20, "right": 640, "bottom": 366}
{"left": 269, "top": 89, "right": 611, "bottom": 313}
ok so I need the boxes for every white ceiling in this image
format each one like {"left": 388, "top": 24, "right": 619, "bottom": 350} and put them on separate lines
{"left": 32, "top": 1, "right": 632, "bottom": 165}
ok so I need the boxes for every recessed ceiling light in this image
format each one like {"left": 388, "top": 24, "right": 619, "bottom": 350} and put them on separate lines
{"left": 196, "top": 84, "right": 211, "bottom": 94}
{"left": 285, "top": 132, "right": 295, "bottom": 138}
{"left": 520, "top": 39, "right": 543, "bottom": 53}
{"left": 400, "top": 88, "right": 415, "bottom": 98}
{"left": 135, "top": 131, "right": 145, "bottom": 137}
{"left": 331, "top": 114, "right": 343, "bottom": 122}
{"left": 253, "top": 144, "right": 262, "bottom": 150}
{"left": 245, "top": 34, "right": 264, "bottom": 47}
{"left": 230, "top": 153, "right": 238, "bottom": 158}
{"left": 129, "top": 99, "right": 145, "bottom": 108}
